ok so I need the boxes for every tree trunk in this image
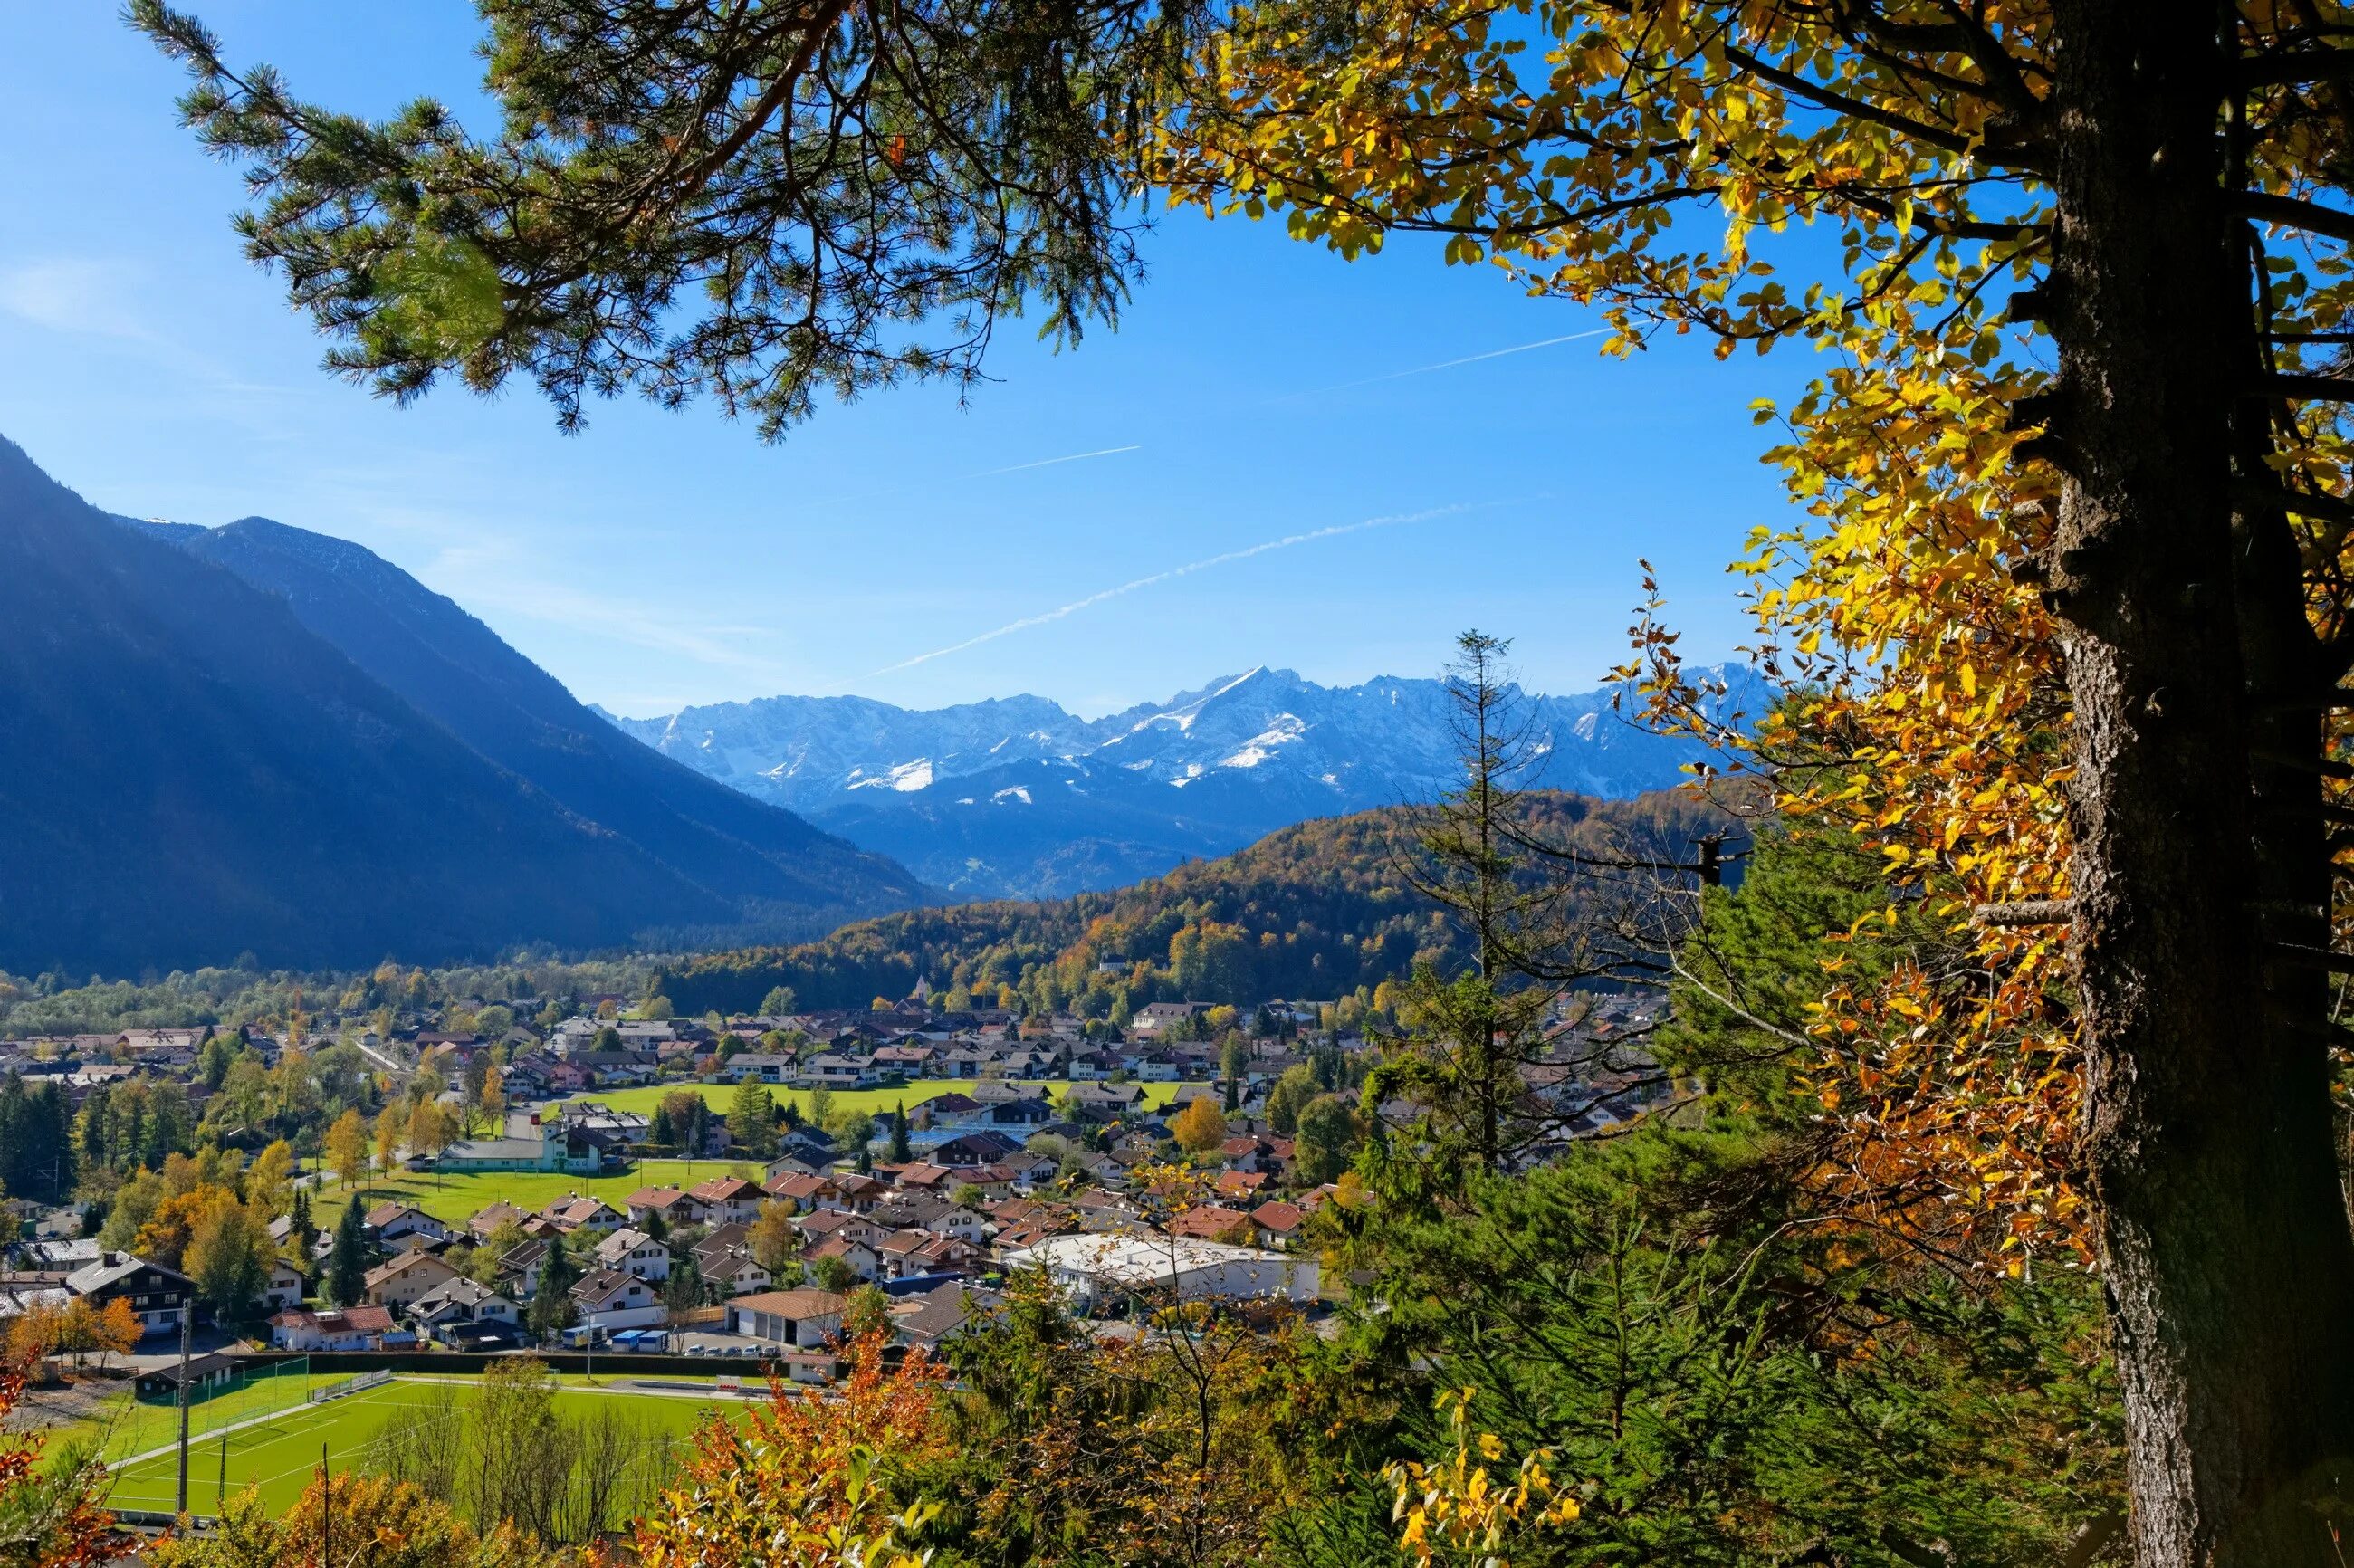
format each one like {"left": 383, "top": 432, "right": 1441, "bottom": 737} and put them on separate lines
{"left": 2046, "top": 4, "right": 2354, "bottom": 1563}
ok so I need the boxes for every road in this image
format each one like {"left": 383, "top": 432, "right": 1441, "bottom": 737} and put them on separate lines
{"left": 352, "top": 1038, "right": 409, "bottom": 1077}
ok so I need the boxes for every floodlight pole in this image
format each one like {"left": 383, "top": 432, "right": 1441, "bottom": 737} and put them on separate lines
{"left": 174, "top": 1304, "right": 193, "bottom": 1515}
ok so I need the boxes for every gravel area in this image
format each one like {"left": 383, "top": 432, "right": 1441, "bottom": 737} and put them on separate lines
{"left": 5, "top": 1373, "right": 127, "bottom": 1434}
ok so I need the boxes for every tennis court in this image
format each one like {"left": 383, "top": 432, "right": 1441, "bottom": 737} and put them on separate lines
{"left": 105, "top": 1375, "right": 718, "bottom": 1516}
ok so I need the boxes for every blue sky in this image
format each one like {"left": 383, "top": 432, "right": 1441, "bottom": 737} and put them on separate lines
{"left": 0, "top": 4, "right": 1813, "bottom": 718}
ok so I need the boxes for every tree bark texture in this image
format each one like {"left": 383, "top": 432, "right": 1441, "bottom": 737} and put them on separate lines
{"left": 2046, "top": 3, "right": 2354, "bottom": 1563}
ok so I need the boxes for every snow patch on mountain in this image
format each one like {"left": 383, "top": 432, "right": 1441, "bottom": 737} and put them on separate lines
{"left": 1219, "top": 714, "right": 1305, "bottom": 770}
{"left": 849, "top": 758, "right": 935, "bottom": 792}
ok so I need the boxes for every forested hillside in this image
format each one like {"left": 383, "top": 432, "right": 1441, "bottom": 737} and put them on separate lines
{"left": 656, "top": 788, "right": 1734, "bottom": 1016}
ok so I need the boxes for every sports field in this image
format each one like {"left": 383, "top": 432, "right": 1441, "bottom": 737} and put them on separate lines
{"left": 101, "top": 1375, "right": 718, "bottom": 1515}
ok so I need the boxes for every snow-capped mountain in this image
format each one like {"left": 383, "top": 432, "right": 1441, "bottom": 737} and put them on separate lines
{"left": 602, "top": 664, "right": 1763, "bottom": 899}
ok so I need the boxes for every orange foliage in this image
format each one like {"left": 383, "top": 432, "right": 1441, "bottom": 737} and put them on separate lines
{"left": 136, "top": 1185, "right": 237, "bottom": 1272}
{"left": 148, "top": 1470, "right": 550, "bottom": 1568}
{"left": 94, "top": 1299, "right": 142, "bottom": 1368}
{"left": 1171, "top": 1096, "right": 1229, "bottom": 1156}
{"left": 631, "top": 1333, "right": 947, "bottom": 1568}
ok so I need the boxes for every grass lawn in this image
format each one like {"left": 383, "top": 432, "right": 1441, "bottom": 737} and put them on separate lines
{"left": 305, "top": 1079, "right": 1210, "bottom": 1229}
{"left": 307, "top": 1158, "right": 767, "bottom": 1229}
{"left": 561, "top": 1076, "right": 1206, "bottom": 1121}
{"left": 104, "top": 1376, "right": 718, "bottom": 1515}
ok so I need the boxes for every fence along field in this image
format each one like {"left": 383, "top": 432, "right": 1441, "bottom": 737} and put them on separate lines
{"left": 53, "top": 1354, "right": 323, "bottom": 1477}
{"left": 101, "top": 1372, "right": 714, "bottom": 1533}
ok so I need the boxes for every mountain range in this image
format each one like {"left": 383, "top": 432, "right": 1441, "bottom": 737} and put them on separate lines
{"left": 0, "top": 436, "right": 921, "bottom": 976}
{"left": 0, "top": 428, "right": 1755, "bottom": 974}
{"left": 604, "top": 664, "right": 1762, "bottom": 899}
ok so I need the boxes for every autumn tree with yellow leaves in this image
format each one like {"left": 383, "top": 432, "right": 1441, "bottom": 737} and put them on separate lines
{"left": 324, "top": 1106, "right": 368, "bottom": 1190}
{"left": 1387, "top": 1388, "right": 1580, "bottom": 1568}
{"left": 1143, "top": 5, "right": 2354, "bottom": 1561}
{"left": 1172, "top": 1095, "right": 1230, "bottom": 1156}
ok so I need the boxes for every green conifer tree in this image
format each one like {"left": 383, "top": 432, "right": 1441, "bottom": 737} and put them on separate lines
{"left": 327, "top": 1200, "right": 367, "bottom": 1307}
{"left": 725, "top": 1079, "right": 777, "bottom": 1158}
{"left": 530, "top": 1243, "right": 579, "bottom": 1341}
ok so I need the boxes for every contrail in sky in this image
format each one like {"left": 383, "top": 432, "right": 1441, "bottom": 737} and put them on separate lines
{"left": 867, "top": 503, "right": 1471, "bottom": 677}
{"left": 1275, "top": 328, "right": 1612, "bottom": 400}
{"left": 965, "top": 444, "right": 1143, "bottom": 478}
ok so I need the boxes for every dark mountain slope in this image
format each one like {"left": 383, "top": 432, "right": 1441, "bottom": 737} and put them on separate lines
{"left": 0, "top": 437, "right": 885, "bottom": 973}
{"left": 161, "top": 516, "right": 923, "bottom": 919}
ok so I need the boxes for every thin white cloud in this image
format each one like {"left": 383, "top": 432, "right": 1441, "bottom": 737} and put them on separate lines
{"left": 0, "top": 259, "right": 155, "bottom": 340}
{"left": 866, "top": 503, "right": 1470, "bottom": 678}
{"left": 1273, "top": 329, "right": 1610, "bottom": 401}
{"left": 802, "top": 443, "right": 1144, "bottom": 511}
{"left": 425, "top": 540, "right": 805, "bottom": 686}
{"left": 965, "top": 444, "right": 1142, "bottom": 479}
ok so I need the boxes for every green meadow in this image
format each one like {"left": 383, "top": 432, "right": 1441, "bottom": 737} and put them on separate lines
{"left": 556, "top": 1076, "right": 1201, "bottom": 1121}
{"left": 300, "top": 1079, "right": 1205, "bottom": 1229}
{"left": 99, "top": 1375, "right": 716, "bottom": 1515}
{"left": 306, "top": 1158, "right": 758, "bottom": 1229}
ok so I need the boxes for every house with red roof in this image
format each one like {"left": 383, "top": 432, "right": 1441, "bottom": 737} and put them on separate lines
{"left": 1249, "top": 1200, "right": 1307, "bottom": 1248}
{"left": 1163, "top": 1205, "right": 1258, "bottom": 1244}
{"left": 805, "top": 1232, "right": 885, "bottom": 1283}
{"left": 687, "top": 1176, "right": 763, "bottom": 1227}
{"left": 1213, "top": 1171, "right": 1270, "bottom": 1203}
{"left": 269, "top": 1305, "right": 397, "bottom": 1351}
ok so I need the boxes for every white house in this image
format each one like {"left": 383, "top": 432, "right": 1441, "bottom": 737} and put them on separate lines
{"left": 364, "top": 1203, "right": 455, "bottom": 1246}
{"left": 686, "top": 1177, "right": 764, "bottom": 1228}
{"left": 364, "top": 1249, "right": 462, "bottom": 1313}
{"left": 703, "top": 1248, "right": 773, "bottom": 1297}
{"left": 797, "top": 1055, "right": 876, "bottom": 1089}
{"left": 594, "top": 1227, "right": 673, "bottom": 1282}
{"left": 569, "top": 1267, "right": 667, "bottom": 1330}
{"left": 496, "top": 1238, "right": 553, "bottom": 1299}
{"left": 623, "top": 1187, "right": 711, "bottom": 1229}
{"left": 410, "top": 1277, "right": 520, "bottom": 1331}
{"left": 263, "top": 1260, "right": 306, "bottom": 1313}
{"left": 713, "top": 1052, "right": 794, "bottom": 1084}
{"left": 542, "top": 1195, "right": 627, "bottom": 1233}
{"left": 873, "top": 1198, "right": 989, "bottom": 1246}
